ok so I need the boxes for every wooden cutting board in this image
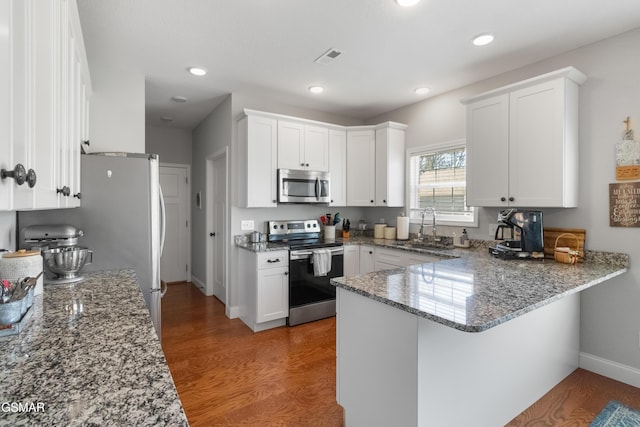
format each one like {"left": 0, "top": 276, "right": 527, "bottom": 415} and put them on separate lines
{"left": 543, "top": 227, "right": 586, "bottom": 262}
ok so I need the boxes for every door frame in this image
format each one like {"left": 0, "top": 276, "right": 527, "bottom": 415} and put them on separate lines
{"left": 206, "top": 147, "right": 230, "bottom": 315}
{"left": 160, "top": 163, "right": 192, "bottom": 283}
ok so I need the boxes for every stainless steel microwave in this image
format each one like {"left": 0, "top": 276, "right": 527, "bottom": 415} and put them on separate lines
{"left": 278, "top": 169, "right": 330, "bottom": 204}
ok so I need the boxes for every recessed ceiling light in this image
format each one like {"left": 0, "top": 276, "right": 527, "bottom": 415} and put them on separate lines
{"left": 188, "top": 67, "right": 207, "bottom": 76}
{"left": 160, "top": 116, "right": 174, "bottom": 122}
{"left": 396, "top": 0, "right": 420, "bottom": 6}
{"left": 472, "top": 33, "right": 495, "bottom": 46}
{"left": 308, "top": 85, "right": 325, "bottom": 94}
{"left": 414, "top": 87, "right": 430, "bottom": 95}
{"left": 171, "top": 96, "right": 188, "bottom": 103}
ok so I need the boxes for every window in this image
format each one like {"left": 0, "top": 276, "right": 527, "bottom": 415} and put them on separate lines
{"left": 407, "top": 140, "right": 477, "bottom": 226}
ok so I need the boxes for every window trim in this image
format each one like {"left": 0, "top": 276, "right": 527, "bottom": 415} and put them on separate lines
{"left": 406, "top": 139, "right": 478, "bottom": 228}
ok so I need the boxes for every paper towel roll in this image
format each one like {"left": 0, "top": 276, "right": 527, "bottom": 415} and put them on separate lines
{"left": 0, "top": 250, "right": 44, "bottom": 296}
{"left": 397, "top": 216, "right": 410, "bottom": 240}
{"left": 374, "top": 224, "right": 387, "bottom": 239}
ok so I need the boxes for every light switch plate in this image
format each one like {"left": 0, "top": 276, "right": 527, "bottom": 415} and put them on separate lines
{"left": 241, "top": 220, "right": 254, "bottom": 231}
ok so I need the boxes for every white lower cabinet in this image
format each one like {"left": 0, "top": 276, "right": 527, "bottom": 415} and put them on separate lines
{"left": 239, "top": 250, "right": 289, "bottom": 332}
{"left": 374, "top": 247, "right": 442, "bottom": 272}
{"left": 343, "top": 245, "right": 360, "bottom": 277}
{"left": 359, "top": 245, "right": 375, "bottom": 274}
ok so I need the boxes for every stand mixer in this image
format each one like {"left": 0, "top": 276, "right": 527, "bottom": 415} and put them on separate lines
{"left": 22, "top": 224, "right": 93, "bottom": 284}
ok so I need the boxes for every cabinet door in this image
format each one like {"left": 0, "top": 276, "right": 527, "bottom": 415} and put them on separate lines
{"left": 347, "top": 130, "right": 376, "bottom": 206}
{"left": 509, "top": 79, "right": 573, "bottom": 207}
{"left": 257, "top": 266, "right": 289, "bottom": 323}
{"left": 8, "top": 0, "right": 35, "bottom": 210}
{"left": 465, "top": 94, "right": 510, "bottom": 207}
{"left": 305, "top": 125, "right": 329, "bottom": 171}
{"left": 31, "top": 0, "right": 59, "bottom": 209}
{"left": 375, "top": 127, "right": 405, "bottom": 207}
{"left": 359, "top": 245, "right": 375, "bottom": 274}
{"left": 277, "top": 120, "right": 305, "bottom": 170}
{"left": 238, "top": 115, "right": 277, "bottom": 207}
{"left": 375, "top": 248, "right": 404, "bottom": 271}
{"left": 343, "top": 245, "right": 360, "bottom": 276}
{"left": 329, "top": 129, "right": 347, "bottom": 206}
{"left": 0, "top": 0, "right": 13, "bottom": 209}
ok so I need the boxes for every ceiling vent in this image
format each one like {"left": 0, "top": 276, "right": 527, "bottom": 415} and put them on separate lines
{"left": 314, "top": 48, "right": 343, "bottom": 65}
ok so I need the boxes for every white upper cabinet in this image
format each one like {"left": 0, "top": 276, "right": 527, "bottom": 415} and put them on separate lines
{"left": 346, "top": 129, "right": 376, "bottom": 206}
{"left": 328, "top": 129, "right": 347, "bottom": 206}
{"left": 237, "top": 111, "right": 278, "bottom": 208}
{"left": 1, "top": 0, "right": 90, "bottom": 211}
{"left": 375, "top": 123, "right": 406, "bottom": 207}
{"left": 346, "top": 124, "right": 406, "bottom": 207}
{"left": 236, "top": 110, "right": 408, "bottom": 209}
{"left": 462, "top": 67, "right": 586, "bottom": 208}
{"left": 277, "top": 120, "right": 329, "bottom": 172}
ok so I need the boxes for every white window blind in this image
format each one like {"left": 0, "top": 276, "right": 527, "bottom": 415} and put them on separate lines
{"left": 408, "top": 140, "right": 476, "bottom": 226}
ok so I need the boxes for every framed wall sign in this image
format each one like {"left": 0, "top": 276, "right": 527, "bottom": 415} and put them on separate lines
{"left": 609, "top": 182, "right": 640, "bottom": 227}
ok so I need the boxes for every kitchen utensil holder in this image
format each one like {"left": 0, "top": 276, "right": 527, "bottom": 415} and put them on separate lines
{"left": 553, "top": 233, "right": 581, "bottom": 265}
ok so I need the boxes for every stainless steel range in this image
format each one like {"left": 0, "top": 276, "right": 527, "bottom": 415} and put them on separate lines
{"left": 268, "top": 219, "right": 343, "bottom": 326}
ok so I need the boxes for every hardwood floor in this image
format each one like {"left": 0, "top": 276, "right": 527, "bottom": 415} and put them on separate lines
{"left": 161, "top": 282, "right": 343, "bottom": 426}
{"left": 162, "top": 282, "right": 640, "bottom": 426}
{"left": 507, "top": 368, "right": 640, "bottom": 426}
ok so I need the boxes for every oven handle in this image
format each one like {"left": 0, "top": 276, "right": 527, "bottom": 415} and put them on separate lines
{"left": 290, "top": 247, "right": 344, "bottom": 260}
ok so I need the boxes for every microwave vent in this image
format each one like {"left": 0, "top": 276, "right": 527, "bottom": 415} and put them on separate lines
{"left": 314, "top": 48, "right": 343, "bottom": 65}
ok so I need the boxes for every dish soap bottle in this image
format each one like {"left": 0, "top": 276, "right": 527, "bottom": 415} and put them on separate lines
{"left": 460, "top": 229, "right": 470, "bottom": 248}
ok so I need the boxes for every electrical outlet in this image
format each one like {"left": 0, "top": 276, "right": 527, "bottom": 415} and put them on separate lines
{"left": 489, "top": 224, "right": 498, "bottom": 237}
{"left": 241, "top": 220, "right": 254, "bottom": 231}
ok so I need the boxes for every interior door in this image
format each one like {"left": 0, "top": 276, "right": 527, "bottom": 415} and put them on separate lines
{"left": 159, "top": 165, "right": 189, "bottom": 283}
{"left": 212, "top": 155, "right": 226, "bottom": 303}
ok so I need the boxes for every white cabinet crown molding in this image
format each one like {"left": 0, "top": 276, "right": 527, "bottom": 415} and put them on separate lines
{"left": 460, "top": 66, "right": 586, "bottom": 105}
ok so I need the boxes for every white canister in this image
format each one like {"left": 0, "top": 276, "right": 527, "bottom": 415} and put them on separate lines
{"left": 0, "top": 250, "right": 44, "bottom": 296}
{"left": 397, "top": 216, "right": 410, "bottom": 240}
{"left": 374, "top": 224, "right": 387, "bottom": 239}
{"left": 324, "top": 225, "right": 336, "bottom": 241}
{"left": 384, "top": 227, "right": 396, "bottom": 240}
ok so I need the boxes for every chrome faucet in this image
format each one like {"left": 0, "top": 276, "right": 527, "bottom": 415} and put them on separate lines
{"left": 418, "top": 207, "right": 440, "bottom": 243}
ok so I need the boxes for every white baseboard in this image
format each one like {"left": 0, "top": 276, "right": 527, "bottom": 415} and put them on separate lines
{"left": 227, "top": 305, "right": 240, "bottom": 319}
{"left": 191, "top": 275, "right": 208, "bottom": 295}
{"left": 580, "top": 352, "right": 640, "bottom": 388}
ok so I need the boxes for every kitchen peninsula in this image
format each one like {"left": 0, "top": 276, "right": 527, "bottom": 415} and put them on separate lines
{"left": 331, "top": 245, "right": 628, "bottom": 426}
{"left": 0, "top": 270, "right": 187, "bottom": 426}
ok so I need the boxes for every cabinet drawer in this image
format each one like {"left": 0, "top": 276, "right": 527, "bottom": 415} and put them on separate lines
{"left": 404, "top": 254, "right": 441, "bottom": 266}
{"left": 256, "top": 251, "right": 289, "bottom": 269}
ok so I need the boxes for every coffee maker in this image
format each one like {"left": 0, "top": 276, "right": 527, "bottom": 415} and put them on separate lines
{"left": 490, "top": 209, "right": 545, "bottom": 259}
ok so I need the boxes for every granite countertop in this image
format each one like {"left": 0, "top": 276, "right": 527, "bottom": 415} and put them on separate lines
{"left": 0, "top": 269, "right": 188, "bottom": 427}
{"left": 331, "top": 242, "right": 629, "bottom": 333}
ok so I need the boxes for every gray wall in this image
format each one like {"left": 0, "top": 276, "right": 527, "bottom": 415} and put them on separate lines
{"left": 146, "top": 125, "right": 193, "bottom": 165}
{"left": 367, "top": 28, "right": 640, "bottom": 372}
{"left": 87, "top": 61, "right": 145, "bottom": 153}
{"left": 191, "top": 95, "right": 233, "bottom": 289}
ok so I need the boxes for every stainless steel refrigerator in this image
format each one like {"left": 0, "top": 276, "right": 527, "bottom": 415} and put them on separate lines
{"left": 77, "top": 153, "right": 166, "bottom": 335}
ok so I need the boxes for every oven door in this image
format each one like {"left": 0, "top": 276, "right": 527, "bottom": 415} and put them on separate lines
{"left": 278, "top": 169, "right": 330, "bottom": 204}
{"left": 288, "top": 247, "right": 343, "bottom": 325}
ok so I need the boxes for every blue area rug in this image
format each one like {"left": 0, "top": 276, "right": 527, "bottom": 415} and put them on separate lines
{"left": 590, "top": 400, "right": 640, "bottom": 426}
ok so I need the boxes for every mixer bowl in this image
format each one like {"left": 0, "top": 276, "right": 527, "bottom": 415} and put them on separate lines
{"left": 42, "top": 247, "right": 92, "bottom": 279}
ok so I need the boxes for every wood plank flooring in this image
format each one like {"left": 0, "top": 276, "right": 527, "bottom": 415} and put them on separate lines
{"left": 161, "top": 282, "right": 343, "bottom": 426}
{"left": 162, "top": 282, "right": 640, "bottom": 426}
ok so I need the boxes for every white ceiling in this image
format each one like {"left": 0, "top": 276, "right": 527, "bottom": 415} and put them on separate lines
{"left": 77, "top": 0, "right": 640, "bottom": 130}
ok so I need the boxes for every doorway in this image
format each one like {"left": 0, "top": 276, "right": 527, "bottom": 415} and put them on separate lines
{"left": 206, "top": 149, "right": 228, "bottom": 307}
{"left": 159, "top": 164, "right": 191, "bottom": 283}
